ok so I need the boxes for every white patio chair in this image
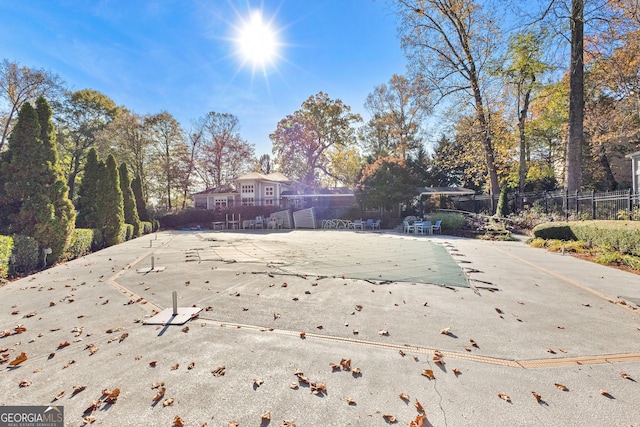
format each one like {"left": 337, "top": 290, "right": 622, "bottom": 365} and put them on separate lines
{"left": 432, "top": 220, "right": 442, "bottom": 234}
{"left": 403, "top": 221, "right": 415, "bottom": 233}
{"left": 353, "top": 219, "right": 364, "bottom": 230}
{"left": 254, "top": 216, "right": 264, "bottom": 229}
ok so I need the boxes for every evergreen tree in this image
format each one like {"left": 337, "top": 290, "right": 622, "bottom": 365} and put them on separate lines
{"left": 96, "top": 154, "right": 124, "bottom": 246}
{"left": 75, "top": 148, "right": 101, "bottom": 228}
{"left": 131, "top": 174, "right": 149, "bottom": 222}
{"left": 0, "top": 98, "right": 75, "bottom": 264}
{"left": 34, "top": 97, "right": 76, "bottom": 262}
{"left": 119, "top": 162, "right": 141, "bottom": 237}
{"left": 496, "top": 186, "right": 511, "bottom": 218}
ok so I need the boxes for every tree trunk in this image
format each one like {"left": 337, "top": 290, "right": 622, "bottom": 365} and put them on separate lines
{"left": 518, "top": 88, "right": 532, "bottom": 193}
{"left": 471, "top": 84, "right": 500, "bottom": 196}
{"left": 566, "top": 0, "right": 584, "bottom": 192}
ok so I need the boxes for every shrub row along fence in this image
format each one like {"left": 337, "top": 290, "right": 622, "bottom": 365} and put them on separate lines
{"left": 451, "top": 189, "right": 640, "bottom": 220}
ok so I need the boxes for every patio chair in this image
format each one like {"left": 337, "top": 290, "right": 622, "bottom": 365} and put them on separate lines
{"left": 403, "top": 221, "right": 415, "bottom": 233}
{"left": 353, "top": 219, "right": 364, "bottom": 230}
{"left": 432, "top": 220, "right": 442, "bottom": 234}
{"left": 365, "top": 219, "right": 374, "bottom": 230}
{"left": 254, "top": 216, "right": 264, "bottom": 229}
{"left": 372, "top": 219, "right": 381, "bottom": 230}
{"left": 417, "top": 220, "right": 432, "bottom": 235}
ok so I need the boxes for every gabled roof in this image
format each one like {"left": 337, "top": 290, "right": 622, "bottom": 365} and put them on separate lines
{"left": 234, "top": 171, "right": 292, "bottom": 183}
{"left": 419, "top": 187, "right": 476, "bottom": 196}
{"left": 192, "top": 184, "right": 237, "bottom": 196}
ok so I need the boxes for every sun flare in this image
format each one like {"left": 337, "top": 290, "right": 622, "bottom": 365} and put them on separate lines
{"left": 235, "top": 10, "right": 280, "bottom": 70}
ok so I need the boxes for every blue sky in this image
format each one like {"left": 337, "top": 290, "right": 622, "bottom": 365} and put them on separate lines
{"left": 0, "top": 0, "right": 407, "bottom": 156}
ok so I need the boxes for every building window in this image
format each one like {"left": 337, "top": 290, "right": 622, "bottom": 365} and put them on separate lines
{"left": 265, "top": 186, "right": 274, "bottom": 197}
{"left": 241, "top": 184, "right": 254, "bottom": 193}
{"left": 265, "top": 199, "right": 274, "bottom": 206}
{"left": 242, "top": 197, "right": 254, "bottom": 206}
{"left": 214, "top": 198, "right": 227, "bottom": 208}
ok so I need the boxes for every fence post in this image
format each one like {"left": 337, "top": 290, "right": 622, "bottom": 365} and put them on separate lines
{"left": 575, "top": 190, "right": 579, "bottom": 219}
{"left": 544, "top": 191, "right": 548, "bottom": 214}
{"left": 591, "top": 190, "right": 596, "bottom": 219}
{"left": 564, "top": 188, "right": 569, "bottom": 220}
{"left": 629, "top": 188, "right": 633, "bottom": 217}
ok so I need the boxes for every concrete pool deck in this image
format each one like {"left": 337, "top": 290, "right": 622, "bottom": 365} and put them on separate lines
{"left": 1, "top": 229, "right": 639, "bottom": 426}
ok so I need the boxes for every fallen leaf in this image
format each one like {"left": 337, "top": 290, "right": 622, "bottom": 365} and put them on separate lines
{"left": 439, "top": 327, "right": 451, "bottom": 335}
{"left": 330, "top": 362, "right": 341, "bottom": 371}
{"left": 495, "top": 308, "right": 503, "bottom": 314}
{"left": 254, "top": 379, "right": 264, "bottom": 387}
{"left": 53, "top": 391, "right": 65, "bottom": 401}
{"left": 152, "top": 387, "right": 166, "bottom": 402}
{"left": 280, "top": 421, "right": 296, "bottom": 427}
{"left": 211, "top": 365, "right": 226, "bottom": 377}
{"left": 382, "top": 414, "right": 397, "bottom": 423}
{"left": 345, "top": 397, "right": 356, "bottom": 405}
{"left": 181, "top": 326, "right": 189, "bottom": 333}
{"left": 289, "top": 382, "right": 299, "bottom": 389}
{"left": 58, "top": 341, "right": 70, "bottom": 349}
{"left": 554, "top": 383, "right": 568, "bottom": 391}
{"left": 409, "top": 414, "right": 426, "bottom": 427}
{"left": 72, "top": 385, "right": 87, "bottom": 395}
{"left": 119, "top": 333, "right": 129, "bottom": 341}
{"left": 84, "top": 400, "right": 101, "bottom": 413}
{"left": 547, "top": 348, "right": 556, "bottom": 354}
{"left": 274, "top": 313, "right": 281, "bottom": 319}
{"left": 9, "top": 352, "right": 27, "bottom": 366}
{"left": 299, "top": 332, "right": 306, "bottom": 339}
{"left": 261, "top": 411, "right": 271, "bottom": 421}
{"left": 340, "top": 358, "right": 351, "bottom": 371}
{"left": 173, "top": 415, "right": 185, "bottom": 427}
{"left": 171, "top": 364, "right": 179, "bottom": 370}
{"left": 415, "top": 399, "right": 424, "bottom": 413}
{"left": 188, "top": 361, "right": 195, "bottom": 370}
{"left": 352, "top": 367, "right": 361, "bottom": 376}
{"left": 378, "top": 329, "right": 389, "bottom": 336}
{"left": 151, "top": 382, "right": 164, "bottom": 389}
{"left": 399, "top": 393, "right": 410, "bottom": 402}
{"left": 163, "top": 398, "right": 175, "bottom": 407}
{"left": 310, "top": 382, "right": 327, "bottom": 395}
{"left": 399, "top": 350, "right": 406, "bottom": 357}
{"left": 532, "top": 391, "right": 543, "bottom": 403}
{"left": 82, "top": 415, "right": 97, "bottom": 424}
{"left": 498, "top": 393, "right": 511, "bottom": 402}
{"left": 600, "top": 389, "right": 613, "bottom": 398}
{"left": 19, "top": 379, "right": 31, "bottom": 387}
{"left": 620, "top": 371, "right": 632, "bottom": 380}
{"left": 470, "top": 339, "right": 479, "bottom": 347}
{"left": 421, "top": 369, "right": 435, "bottom": 379}
{"left": 355, "top": 305, "right": 363, "bottom": 311}
{"left": 149, "top": 361, "right": 157, "bottom": 367}
{"left": 105, "top": 388, "right": 120, "bottom": 404}
{"left": 433, "top": 356, "right": 445, "bottom": 365}
{"left": 452, "top": 368, "right": 461, "bottom": 376}
{"left": 87, "top": 344, "right": 98, "bottom": 355}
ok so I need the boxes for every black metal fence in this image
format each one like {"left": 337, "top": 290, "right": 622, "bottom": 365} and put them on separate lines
{"left": 450, "top": 189, "right": 640, "bottom": 220}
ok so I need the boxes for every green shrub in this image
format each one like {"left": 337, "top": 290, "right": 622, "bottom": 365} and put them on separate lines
{"left": 63, "top": 229, "right": 95, "bottom": 261}
{"left": 532, "top": 221, "right": 640, "bottom": 256}
{"left": 496, "top": 186, "right": 510, "bottom": 217}
{"left": 91, "top": 229, "right": 105, "bottom": 251}
{"left": 531, "top": 223, "right": 578, "bottom": 241}
{"left": 426, "top": 212, "right": 465, "bottom": 231}
{"left": 141, "top": 221, "right": 153, "bottom": 234}
{"left": 9, "top": 235, "right": 40, "bottom": 276}
{"left": 120, "top": 224, "right": 134, "bottom": 242}
{"left": 152, "top": 219, "right": 160, "bottom": 231}
{"left": 0, "top": 235, "right": 13, "bottom": 280}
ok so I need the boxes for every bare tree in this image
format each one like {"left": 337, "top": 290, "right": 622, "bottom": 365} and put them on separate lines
{"left": 193, "top": 112, "right": 255, "bottom": 189}
{"left": 394, "top": 0, "right": 502, "bottom": 195}
{"left": 363, "top": 73, "right": 431, "bottom": 159}
{"left": 0, "top": 59, "right": 65, "bottom": 150}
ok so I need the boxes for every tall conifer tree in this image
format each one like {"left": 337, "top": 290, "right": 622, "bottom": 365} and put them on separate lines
{"left": 0, "top": 97, "right": 75, "bottom": 264}
{"left": 75, "top": 148, "right": 101, "bottom": 228}
{"left": 119, "top": 162, "right": 141, "bottom": 237}
{"left": 96, "top": 154, "right": 124, "bottom": 246}
{"left": 131, "top": 174, "right": 149, "bottom": 222}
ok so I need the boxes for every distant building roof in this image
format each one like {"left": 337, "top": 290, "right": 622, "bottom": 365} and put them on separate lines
{"left": 419, "top": 187, "right": 476, "bottom": 196}
{"left": 192, "top": 184, "right": 236, "bottom": 196}
{"left": 235, "top": 171, "right": 292, "bottom": 183}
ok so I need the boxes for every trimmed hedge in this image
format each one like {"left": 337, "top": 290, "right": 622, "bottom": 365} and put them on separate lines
{"left": 426, "top": 212, "right": 465, "bottom": 231}
{"left": 120, "top": 224, "right": 135, "bottom": 242}
{"left": 9, "top": 235, "right": 40, "bottom": 276}
{"left": 63, "top": 229, "right": 95, "bottom": 260}
{"left": 141, "top": 221, "right": 153, "bottom": 234}
{"left": 532, "top": 221, "right": 640, "bottom": 256}
{"left": 0, "top": 235, "right": 13, "bottom": 280}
